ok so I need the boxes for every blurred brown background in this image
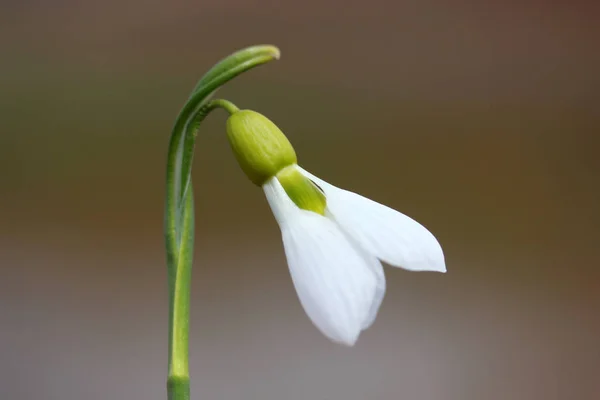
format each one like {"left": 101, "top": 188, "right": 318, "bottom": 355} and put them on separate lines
{"left": 1, "top": 1, "right": 599, "bottom": 399}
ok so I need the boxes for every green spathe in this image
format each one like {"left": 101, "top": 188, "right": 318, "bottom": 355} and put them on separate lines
{"left": 277, "top": 166, "right": 327, "bottom": 216}
{"left": 226, "top": 110, "right": 297, "bottom": 185}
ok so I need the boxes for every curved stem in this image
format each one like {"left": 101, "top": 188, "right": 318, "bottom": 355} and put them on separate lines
{"left": 164, "top": 45, "right": 279, "bottom": 400}
{"left": 205, "top": 99, "right": 240, "bottom": 115}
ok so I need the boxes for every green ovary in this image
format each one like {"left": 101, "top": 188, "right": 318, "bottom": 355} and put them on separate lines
{"left": 226, "top": 110, "right": 297, "bottom": 186}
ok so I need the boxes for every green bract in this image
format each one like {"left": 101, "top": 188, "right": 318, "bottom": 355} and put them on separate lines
{"left": 277, "top": 166, "right": 327, "bottom": 215}
{"left": 226, "top": 110, "right": 297, "bottom": 186}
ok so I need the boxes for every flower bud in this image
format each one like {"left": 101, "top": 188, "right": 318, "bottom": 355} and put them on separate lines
{"left": 226, "top": 110, "right": 297, "bottom": 186}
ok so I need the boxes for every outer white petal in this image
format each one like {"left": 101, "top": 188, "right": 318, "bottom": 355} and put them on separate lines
{"left": 263, "top": 177, "right": 378, "bottom": 345}
{"left": 297, "top": 166, "right": 446, "bottom": 273}
{"left": 360, "top": 252, "right": 385, "bottom": 330}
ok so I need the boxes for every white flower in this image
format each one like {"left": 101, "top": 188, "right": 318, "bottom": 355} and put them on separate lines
{"left": 263, "top": 164, "right": 446, "bottom": 346}
{"left": 223, "top": 109, "right": 445, "bottom": 345}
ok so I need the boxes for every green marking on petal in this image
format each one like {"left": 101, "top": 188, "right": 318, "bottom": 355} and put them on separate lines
{"left": 277, "top": 166, "right": 327, "bottom": 215}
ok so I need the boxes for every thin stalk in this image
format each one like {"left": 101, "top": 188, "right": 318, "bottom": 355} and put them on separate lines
{"left": 164, "top": 45, "right": 279, "bottom": 400}
{"left": 166, "top": 100, "right": 237, "bottom": 400}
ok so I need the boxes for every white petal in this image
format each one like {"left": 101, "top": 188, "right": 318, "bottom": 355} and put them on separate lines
{"left": 263, "top": 176, "right": 300, "bottom": 226}
{"left": 361, "top": 257, "right": 386, "bottom": 330}
{"left": 338, "top": 227, "right": 386, "bottom": 330}
{"left": 297, "top": 167, "right": 446, "bottom": 273}
{"left": 263, "top": 177, "right": 378, "bottom": 345}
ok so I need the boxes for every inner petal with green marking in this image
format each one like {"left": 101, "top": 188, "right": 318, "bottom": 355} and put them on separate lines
{"left": 276, "top": 165, "right": 327, "bottom": 215}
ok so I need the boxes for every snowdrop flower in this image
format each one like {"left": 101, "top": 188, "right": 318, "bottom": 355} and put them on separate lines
{"left": 226, "top": 110, "right": 446, "bottom": 346}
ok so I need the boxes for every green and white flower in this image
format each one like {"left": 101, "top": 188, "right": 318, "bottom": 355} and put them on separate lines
{"left": 227, "top": 109, "right": 446, "bottom": 346}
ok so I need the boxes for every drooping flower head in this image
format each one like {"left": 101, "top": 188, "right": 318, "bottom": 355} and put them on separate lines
{"left": 226, "top": 110, "right": 446, "bottom": 346}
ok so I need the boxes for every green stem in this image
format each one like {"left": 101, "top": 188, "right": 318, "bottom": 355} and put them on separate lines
{"left": 167, "top": 376, "right": 190, "bottom": 400}
{"left": 164, "top": 45, "right": 279, "bottom": 400}
{"left": 205, "top": 99, "right": 240, "bottom": 115}
{"left": 166, "top": 99, "right": 237, "bottom": 400}
{"left": 167, "top": 187, "right": 194, "bottom": 400}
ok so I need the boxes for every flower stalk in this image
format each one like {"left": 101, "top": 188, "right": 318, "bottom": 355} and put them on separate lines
{"left": 164, "top": 45, "right": 279, "bottom": 400}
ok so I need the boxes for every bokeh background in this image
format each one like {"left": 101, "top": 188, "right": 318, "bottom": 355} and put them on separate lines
{"left": 1, "top": 1, "right": 599, "bottom": 399}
